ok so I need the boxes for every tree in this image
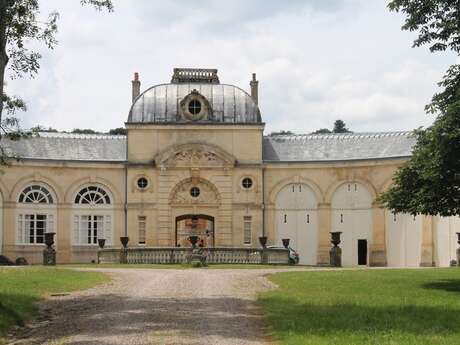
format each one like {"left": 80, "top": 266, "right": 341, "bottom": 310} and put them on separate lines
{"left": 0, "top": 0, "right": 113, "bottom": 160}
{"left": 312, "top": 128, "right": 332, "bottom": 134}
{"left": 268, "top": 130, "right": 294, "bottom": 136}
{"left": 312, "top": 119, "right": 351, "bottom": 134}
{"left": 72, "top": 128, "right": 101, "bottom": 135}
{"left": 333, "top": 119, "right": 351, "bottom": 133}
{"left": 108, "top": 127, "right": 127, "bottom": 135}
{"left": 379, "top": 0, "right": 460, "bottom": 217}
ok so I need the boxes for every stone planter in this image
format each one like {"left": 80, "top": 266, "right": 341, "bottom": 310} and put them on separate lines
{"left": 258, "top": 236, "right": 268, "bottom": 248}
{"left": 43, "top": 232, "right": 56, "bottom": 266}
{"left": 330, "top": 231, "right": 342, "bottom": 267}
{"left": 98, "top": 238, "right": 106, "bottom": 249}
{"left": 188, "top": 235, "right": 199, "bottom": 248}
{"left": 120, "top": 236, "right": 129, "bottom": 249}
{"left": 281, "top": 238, "right": 290, "bottom": 249}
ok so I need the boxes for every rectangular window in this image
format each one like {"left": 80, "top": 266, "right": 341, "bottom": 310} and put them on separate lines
{"left": 74, "top": 215, "right": 107, "bottom": 245}
{"left": 17, "top": 213, "right": 52, "bottom": 244}
{"left": 138, "top": 216, "right": 146, "bottom": 244}
{"left": 243, "top": 216, "right": 252, "bottom": 244}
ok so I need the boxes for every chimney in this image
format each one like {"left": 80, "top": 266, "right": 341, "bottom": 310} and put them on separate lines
{"left": 250, "top": 73, "right": 258, "bottom": 105}
{"left": 132, "top": 72, "right": 140, "bottom": 102}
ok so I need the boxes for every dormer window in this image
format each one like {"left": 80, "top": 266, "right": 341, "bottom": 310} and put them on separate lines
{"left": 188, "top": 99, "right": 202, "bottom": 115}
{"left": 179, "top": 90, "right": 211, "bottom": 121}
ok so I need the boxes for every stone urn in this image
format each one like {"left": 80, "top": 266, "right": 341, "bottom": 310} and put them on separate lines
{"left": 188, "top": 235, "right": 199, "bottom": 248}
{"left": 43, "top": 232, "right": 56, "bottom": 266}
{"left": 44, "top": 232, "right": 56, "bottom": 248}
{"left": 120, "top": 236, "right": 129, "bottom": 249}
{"left": 259, "top": 236, "right": 268, "bottom": 248}
{"left": 282, "top": 238, "right": 290, "bottom": 249}
{"left": 98, "top": 238, "right": 106, "bottom": 249}
{"left": 330, "top": 231, "right": 342, "bottom": 267}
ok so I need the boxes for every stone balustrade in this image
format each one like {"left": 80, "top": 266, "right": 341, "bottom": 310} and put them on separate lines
{"left": 98, "top": 247, "right": 290, "bottom": 265}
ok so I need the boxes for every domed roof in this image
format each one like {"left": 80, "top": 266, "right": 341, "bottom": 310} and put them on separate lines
{"left": 127, "top": 69, "right": 261, "bottom": 124}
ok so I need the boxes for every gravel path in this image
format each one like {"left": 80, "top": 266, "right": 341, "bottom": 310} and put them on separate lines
{"left": 7, "top": 268, "right": 306, "bottom": 345}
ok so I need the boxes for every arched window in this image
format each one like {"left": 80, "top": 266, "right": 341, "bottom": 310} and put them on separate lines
{"left": 73, "top": 185, "right": 113, "bottom": 246}
{"left": 19, "top": 185, "right": 54, "bottom": 204}
{"left": 75, "top": 186, "right": 111, "bottom": 205}
{"left": 17, "top": 184, "right": 55, "bottom": 245}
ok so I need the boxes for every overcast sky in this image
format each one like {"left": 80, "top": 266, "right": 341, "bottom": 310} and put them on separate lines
{"left": 6, "top": 0, "right": 458, "bottom": 134}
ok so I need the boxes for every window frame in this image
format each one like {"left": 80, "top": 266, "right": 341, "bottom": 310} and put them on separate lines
{"left": 243, "top": 216, "right": 252, "bottom": 245}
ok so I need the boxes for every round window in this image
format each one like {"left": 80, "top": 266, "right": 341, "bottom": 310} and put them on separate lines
{"left": 190, "top": 186, "right": 200, "bottom": 198}
{"left": 242, "top": 177, "right": 253, "bottom": 189}
{"left": 137, "top": 177, "right": 149, "bottom": 189}
{"left": 188, "top": 100, "right": 202, "bottom": 115}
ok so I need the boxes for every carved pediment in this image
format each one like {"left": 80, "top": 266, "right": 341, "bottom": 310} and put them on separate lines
{"left": 156, "top": 143, "right": 235, "bottom": 168}
{"left": 170, "top": 178, "right": 220, "bottom": 205}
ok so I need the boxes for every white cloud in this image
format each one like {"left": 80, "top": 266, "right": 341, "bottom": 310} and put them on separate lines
{"left": 5, "top": 0, "right": 456, "bottom": 134}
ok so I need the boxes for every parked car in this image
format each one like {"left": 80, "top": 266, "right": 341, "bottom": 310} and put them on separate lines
{"left": 267, "top": 245, "right": 300, "bottom": 265}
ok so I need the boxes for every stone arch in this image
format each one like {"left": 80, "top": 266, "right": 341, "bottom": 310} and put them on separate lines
{"left": 329, "top": 180, "right": 374, "bottom": 266}
{"left": 325, "top": 178, "right": 377, "bottom": 205}
{"left": 268, "top": 176, "right": 323, "bottom": 205}
{"left": 10, "top": 175, "right": 61, "bottom": 204}
{"left": 169, "top": 177, "right": 221, "bottom": 205}
{"left": 65, "top": 177, "right": 121, "bottom": 204}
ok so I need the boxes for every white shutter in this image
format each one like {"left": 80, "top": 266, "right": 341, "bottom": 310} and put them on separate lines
{"left": 47, "top": 214, "right": 54, "bottom": 233}
{"left": 104, "top": 215, "right": 112, "bottom": 245}
{"left": 73, "top": 215, "right": 80, "bottom": 244}
{"left": 17, "top": 214, "right": 23, "bottom": 244}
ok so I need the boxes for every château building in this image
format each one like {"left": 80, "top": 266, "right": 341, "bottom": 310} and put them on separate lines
{"left": 0, "top": 68, "right": 458, "bottom": 266}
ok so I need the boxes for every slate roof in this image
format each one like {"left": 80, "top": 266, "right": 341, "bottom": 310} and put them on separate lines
{"left": 263, "top": 132, "right": 416, "bottom": 162}
{"left": 128, "top": 83, "right": 261, "bottom": 124}
{"left": 1, "top": 131, "right": 416, "bottom": 163}
{"left": 1, "top": 132, "right": 127, "bottom": 162}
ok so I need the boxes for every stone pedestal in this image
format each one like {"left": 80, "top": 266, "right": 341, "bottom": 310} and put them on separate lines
{"left": 43, "top": 247, "right": 56, "bottom": 266}
{"left": 120, "top": 249, "right": 128, "bottom": 264}
{"left": 330, "top": 246, "right": 342, "bottom": 267}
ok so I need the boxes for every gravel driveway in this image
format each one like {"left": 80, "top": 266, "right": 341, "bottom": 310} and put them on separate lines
{"left": 8, "top": 268, "right": 302, "bottom": 345}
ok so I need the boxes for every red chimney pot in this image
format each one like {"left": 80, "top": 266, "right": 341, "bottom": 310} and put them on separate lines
{"left": 134, "top": 72, "right": 139, "bottom": 81}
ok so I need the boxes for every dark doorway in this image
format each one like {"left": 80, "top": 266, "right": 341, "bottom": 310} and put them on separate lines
{"left": 358, "top": 239, "right": 368, "bottom": 265}
{"left": 175, "top": 214, "right": 215, "bottom": 247}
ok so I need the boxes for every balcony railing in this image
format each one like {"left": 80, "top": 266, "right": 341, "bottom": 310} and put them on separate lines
{"left": 98, "top": 247, "right": 289, "bottom": 265}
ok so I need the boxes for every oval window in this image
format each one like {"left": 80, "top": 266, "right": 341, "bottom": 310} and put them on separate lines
{"left": 242, "top": 177, "right": 253, "bottom": 189}
{"left": 188, "top": 100, "right": 202, "bottom": 115}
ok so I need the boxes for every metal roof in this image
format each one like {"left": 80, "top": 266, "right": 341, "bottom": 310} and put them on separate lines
{"left": 263, "top": 132, "right": 416, "bottom": 162}
{"left": 1, "top": 131, "right": 416, "bottom": 163}
{"left": 1, "top": 132, "right": 126, "bottom": 162}
{"left": 127, "top": 83, "right": 261, "bottom": 124}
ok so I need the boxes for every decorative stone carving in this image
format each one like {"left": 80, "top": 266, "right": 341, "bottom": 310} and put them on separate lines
{"left": 156, "top": 143, "right": 235, "bottom": 168}
{"left": 170, "top": 178, "right": 220, "bottom": 205}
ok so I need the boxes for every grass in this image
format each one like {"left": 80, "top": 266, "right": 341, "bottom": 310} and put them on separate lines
{"left": 60, "top": 263, "right": 298, "bottom": 269}
{"left": 258, "top": 268, "right": 460, "bottom": 345}
{"left": 0, "top": 267, "right": 108, "bottom": 339}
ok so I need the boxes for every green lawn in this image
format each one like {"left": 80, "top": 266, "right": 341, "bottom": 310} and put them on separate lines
{"left": 0, "top": 267, "right": 108, "bottom": 339}
{"left": 259, "top": 268, "right": 460, "bottom": 345}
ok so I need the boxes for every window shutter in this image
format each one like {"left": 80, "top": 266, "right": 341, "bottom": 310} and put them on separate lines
{"left": 73, "top": 215, "right": 80, "bottom": 244}
{"left": 104, "top": 215, "right": 112, "bottom": 245}
{"left": 17, "top": 214, "right": 23, "bottom": 244}
{"left": 47, "top": 215, "right": 54, "bottom": 234}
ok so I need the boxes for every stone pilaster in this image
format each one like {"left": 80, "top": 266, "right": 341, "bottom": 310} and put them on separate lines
{"left": 317, "top": 203, "right": 331, "bottom": 266}
{"left": 369, "top": 205, "right": 387, "bottom": 266}
{"left": 420, "top": 215, "right": 434, "bottom": 267}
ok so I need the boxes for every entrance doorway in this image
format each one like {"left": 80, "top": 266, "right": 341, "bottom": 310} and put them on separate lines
{"left": 175, "top": 214, "right": 215, "bottom": 247}
{"left": 358, "top": 239, "right": 368, "bottom": 265}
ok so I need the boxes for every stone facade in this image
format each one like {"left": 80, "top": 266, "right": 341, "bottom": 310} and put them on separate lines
{"left": 0, "top": 68, "right": 458, "bottom": 266}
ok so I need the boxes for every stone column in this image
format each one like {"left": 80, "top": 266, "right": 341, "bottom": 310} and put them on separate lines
{"left": 317, "top": 203, "right": 331, "bottom": 266}
{"left": 420, "top": 215, "right": 434, "bottom": 267}
{"left": 369, "top": 204, "right": 387, "bottom": 266}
